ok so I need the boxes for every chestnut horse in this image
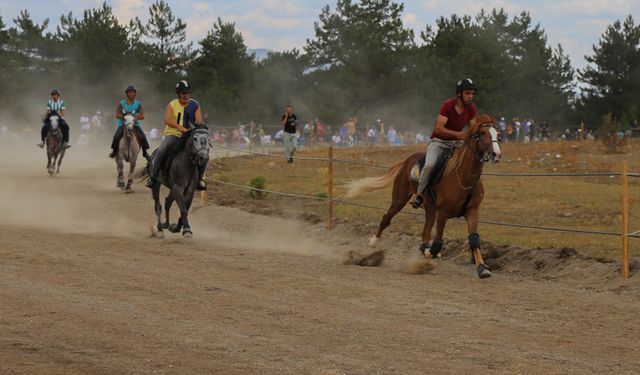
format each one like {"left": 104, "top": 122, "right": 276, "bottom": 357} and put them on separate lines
{"left": 346, "top": 114, "right": 501, "bottom": 278}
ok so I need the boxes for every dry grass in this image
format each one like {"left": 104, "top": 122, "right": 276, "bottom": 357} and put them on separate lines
{"left": 207, "top": 140, "right": 640, "bottom": 259}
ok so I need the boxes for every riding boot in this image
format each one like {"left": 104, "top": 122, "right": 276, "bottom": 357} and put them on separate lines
{"left": 63, "top": 142, "right": 71, "bottom": 149}
{"left": 109, "top": 127, "right": 123, "bottom": 158}
{"left": 142, "top": 148, "right": 150, "bottom": 160}
{"left": 193, "top": 164, "right": 206, "bottom": 190}
{"left": 37, "top": 141, "right": 45, "bottom": 148}
{"left": 145, "top": 177, "right": 158, "bottom": 189}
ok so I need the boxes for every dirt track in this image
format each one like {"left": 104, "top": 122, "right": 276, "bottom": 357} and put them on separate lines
{"left": 1, "top": 143, "right": 639, "bottom": 375}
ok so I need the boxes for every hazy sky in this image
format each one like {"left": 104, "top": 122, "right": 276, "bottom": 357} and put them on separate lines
{"left": 1, "top": 0, "right": 638, "bottom": 70}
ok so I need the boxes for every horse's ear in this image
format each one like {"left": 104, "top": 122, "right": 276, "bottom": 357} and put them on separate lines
{"left": 473, "top": 114, "right": 495, "bottom": 127}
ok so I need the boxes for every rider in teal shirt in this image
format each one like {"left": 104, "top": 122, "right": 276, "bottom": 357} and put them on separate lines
{"left": 108, "top": 84, "right": 151, "bottom": 159}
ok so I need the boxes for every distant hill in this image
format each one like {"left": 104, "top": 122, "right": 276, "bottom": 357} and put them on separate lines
{"left": 248, "top": 48, "right": 272, "bottom": 62}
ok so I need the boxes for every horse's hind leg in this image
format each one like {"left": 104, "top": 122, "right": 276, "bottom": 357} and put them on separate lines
{"left": 419, "top": 198, "right": 436, "bottom": 255}
{"left": 369, "top": 192, "right": 412, "bottom": 247}
{"left": 164, "top": 192, "right": 175, "bottom": 229}
{"left": 153, "top": 186, "right": 164, "bottom": 238}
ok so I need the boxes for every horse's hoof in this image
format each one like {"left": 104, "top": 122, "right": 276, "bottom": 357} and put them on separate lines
{"left": 161, "top": 222, "right": 169, "bottom": 229}
{"left": 183, "top": 230, "right": 193, "bottom": 239}
{"left": 156, "top": 230, "right": 164, "bottom": 239}
{"left": 367, "top": 236, "right": 378, "bottom": 248}
{"left": 169, "top": 223, "right": 180, "bottom": 233}
{"left": 477, "top": 264, "right": 492, "bottom": 279}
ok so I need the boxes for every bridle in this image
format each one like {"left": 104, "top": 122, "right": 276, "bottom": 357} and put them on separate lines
{"left": 188, "top": 127, "right": 211, "bottom": 165}
{"left": 454, "top": 123, "right": 501, "bottom": 190}
{"left": 468, "top": 123, "right": 501, "bottom": 163}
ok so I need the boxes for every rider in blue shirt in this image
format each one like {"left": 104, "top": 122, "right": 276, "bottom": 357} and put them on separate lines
{"left": 108, "top": 85, "right": 151, "bottom": 160}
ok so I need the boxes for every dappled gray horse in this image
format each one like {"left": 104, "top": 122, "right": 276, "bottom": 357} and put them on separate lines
{"left": 143, "top": 126, "right": 210, "bottom": 238}
{"left": 116, "top": 114, "right": 141, "bottom": 191}
{"left": 46, "top": 114, "right": 66, "bottom": 176}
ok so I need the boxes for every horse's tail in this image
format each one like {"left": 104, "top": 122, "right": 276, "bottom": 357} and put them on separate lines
{"left": 344, "top": 160, "right": 404, "bottom": 198}
{"left": 134, "top": 158, "right": 151, "bottom": 181}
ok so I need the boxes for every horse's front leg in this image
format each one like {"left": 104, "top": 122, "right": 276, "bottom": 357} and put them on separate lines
{"left": 116, "top": 158, "right": 125, "bottom": 189}
{"left": 164, "top": 192, "right": 175, "bottom": 230}
{"left": 465, "top": 206, "right": 492, "bottom": 279}
{"left": 173, "top": 187, "right": 192, "bottom": 238}
{"left": 126, "top": 159, "right": 136, "bottom": 190}
{"left": 152, "top": 185, "right": 164, "bottom": 238}
{"left": 428, "top": 209, "right": 448, "bottom": 259}
{"left": 56, "top": 151, "right": 63, "bottom": 174}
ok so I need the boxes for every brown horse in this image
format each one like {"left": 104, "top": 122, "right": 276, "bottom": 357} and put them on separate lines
{"left": 345, "top": 114, "right": 501, "bottom": 278}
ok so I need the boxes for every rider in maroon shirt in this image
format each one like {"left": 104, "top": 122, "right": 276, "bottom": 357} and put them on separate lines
{"left": 413, "top": 79, "right": 479, "bottom": 209}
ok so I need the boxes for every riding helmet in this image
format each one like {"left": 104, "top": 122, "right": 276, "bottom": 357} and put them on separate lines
{"left": 175, "top": 80, "right": 191, "bottom": 94}
{"left": 51, "top": 88, "right": 61, "bottom": 96}
{"left": 455, "top": 78, "right": 476, "bottom": 93}
{"left": 125, "top": 84, "right": 137, "bottom": 92}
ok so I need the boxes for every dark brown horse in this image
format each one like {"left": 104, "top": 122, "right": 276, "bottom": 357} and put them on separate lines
{"left": 346, "top": 114, "right": 501, "bottom": 278}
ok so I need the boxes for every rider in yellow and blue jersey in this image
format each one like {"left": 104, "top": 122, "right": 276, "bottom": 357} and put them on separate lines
{"left": 146, "top": 80, "right": 207, "bottom": 190}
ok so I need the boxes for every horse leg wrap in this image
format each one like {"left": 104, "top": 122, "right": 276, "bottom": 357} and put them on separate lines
{"left": 429, "top": 240, "right": 443, "bottom": 258}
{"left": 468, "top": 232, "right": 481, "bottom": 250}
{"left": 419, "top": 242, "right": 430, "bottom": 256}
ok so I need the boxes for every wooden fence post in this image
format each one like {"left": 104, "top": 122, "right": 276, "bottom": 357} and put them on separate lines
{"left": 249, "top": 123, "right": 254, "bottom": 152}
{"left": 327, "top": 146, "right": 334, "bottom": 229}
{"left": 621, "top": 160, "right": 630, "bottom": 279}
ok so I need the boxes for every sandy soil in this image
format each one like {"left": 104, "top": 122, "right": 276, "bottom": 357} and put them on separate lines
{"left": 1, "top": 141, "right": 639, "bottom": 375}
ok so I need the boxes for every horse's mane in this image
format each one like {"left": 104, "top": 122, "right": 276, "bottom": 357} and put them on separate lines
{"left": 443, "top": 113, "right": 495, "bottom": 175}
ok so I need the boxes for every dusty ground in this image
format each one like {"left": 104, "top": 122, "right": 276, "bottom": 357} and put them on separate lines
{"left": 1, "top": 141, "right": 639, "bottom": 375}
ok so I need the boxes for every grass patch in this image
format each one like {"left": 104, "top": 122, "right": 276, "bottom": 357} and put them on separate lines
{"left": 207, "top": 140, "right": 640, "bottom": 259}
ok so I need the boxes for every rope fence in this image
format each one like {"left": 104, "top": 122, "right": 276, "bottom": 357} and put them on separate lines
{"left": 206, "top": 144, "right": 639, "bottom": 279}
{"left": 207, "top": 177, "right": 640, "bottom": 239}
{"left": 211, "top": 143, "right": 640, "bottom": 177}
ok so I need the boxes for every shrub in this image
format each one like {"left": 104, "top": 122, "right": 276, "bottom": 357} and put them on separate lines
{"left": 249, "top": 176, "right": 267, "bottom": 198}
{"left": 600, "top": 113, "right": 627, "bottom": 153}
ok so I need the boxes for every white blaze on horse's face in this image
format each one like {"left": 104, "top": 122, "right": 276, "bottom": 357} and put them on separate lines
{"left": 192, "top": 132, "right": 211, "bottom": 160}
{"left": 489, "top": 127, "right": 501, "bottom": 162}
{"left": 124, "top": 114, "right": 135, "bottom": 130}
{"left": 50, "top": 115, "right": 59, "bottom": 129}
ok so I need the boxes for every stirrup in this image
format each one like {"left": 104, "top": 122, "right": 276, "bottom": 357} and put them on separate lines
{"left": 197, "top": 179, "right": 207, "bottom": 191}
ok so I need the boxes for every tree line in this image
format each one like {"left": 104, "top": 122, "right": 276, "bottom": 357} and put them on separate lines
{"left": 0, "top": 0, "right": 638, "bottom": 132}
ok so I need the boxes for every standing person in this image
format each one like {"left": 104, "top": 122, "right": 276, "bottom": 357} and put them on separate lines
{"left": 539, "top": 121, "right": 550, "bottom": 141}
{"left": 38, "top": 88, "right": 71, "bottom": 149}
{"left": 146, "top": 80, "right": 207, "bottom": 190}
{"left": 280, "top": 104, "right": 298, "bottom": 163}
{"left": 109, "top": 85, "right": 150, "bottom": 159}
{"left": 412, "top": 78, "right": 478, "bottom": 209}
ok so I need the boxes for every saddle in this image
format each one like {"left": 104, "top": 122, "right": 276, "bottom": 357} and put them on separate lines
{"left": 410, "top": 145, "right": 455, "bottom": 188}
